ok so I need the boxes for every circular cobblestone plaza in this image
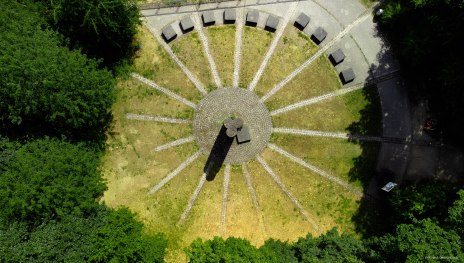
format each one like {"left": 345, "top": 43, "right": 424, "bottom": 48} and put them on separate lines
{"left": 193, "top": 88, "right": 272, "bottom": 164}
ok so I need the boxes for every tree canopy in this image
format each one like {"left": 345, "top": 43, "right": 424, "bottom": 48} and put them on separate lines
{"left": 0, "top": 0, "right": 116, "bottom": 139}
{"left": 37, "top": 0, "right": 141, "bottom": 66}
{"left": 0, "top": 138, "right": 106, "bottom": 224}
{"left": 379, "top": 0, "right": 464, "bottom": 147}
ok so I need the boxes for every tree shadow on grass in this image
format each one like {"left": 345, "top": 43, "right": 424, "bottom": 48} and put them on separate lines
{"left": 344, "top": 28, "right": 405, "bottom": 237}
{"left": 345, "top": 85, "right": 392, "bottom": 237}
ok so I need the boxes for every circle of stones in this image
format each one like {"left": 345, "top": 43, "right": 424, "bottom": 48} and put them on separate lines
{"left": 193, "top": 88, "right": 273, "bottom": 164}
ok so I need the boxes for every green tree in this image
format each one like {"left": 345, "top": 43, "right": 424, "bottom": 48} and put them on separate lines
{"left": 259, "top": 239, "right": 297, "bottom": 263}
{"left": 294, "top": 229, "right": 371, "bottom": 262}
{"left": 0, "top": 138, "right": 106, "bottom": 224}
{"left": 38, "top": 0, "right": 141, "bottom": 66}
{"left": 186, "top": 236, "right": 263, "bottom": 263}
{"left": 0, "top": 221, "right": 29, "bottom": 262}
{"left": 0, "top": 0, "right": 116, "bottom": 139}
{"left": 379, "top": 0, "right": 464, "bottom": 147}
{"left": 367, "top": 219, "right": 464, "bottom": 263}
{"left": 447, "top": 190, "right": 464, "bottom": 238}
{"left": 89, "top": 208, "right": 167, "bottom": 263}
{"left": 0, "top": 208, "right": 168, "bottom": 262}
{"left": 396, "top": 219, "right": 463, "bottom": 262}
{"left": 388, "top": 180, "right": 458, "bottom": 225}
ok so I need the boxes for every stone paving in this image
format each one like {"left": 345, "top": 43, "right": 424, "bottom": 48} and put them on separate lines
{"left": 193, "top": 88, "right": 272, "bottom": 164}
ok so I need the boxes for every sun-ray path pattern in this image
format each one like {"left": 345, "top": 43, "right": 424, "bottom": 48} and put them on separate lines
{"left": 270, "top": 83, "right": 368, "bottom": 116}
{"left": 242, "top": 163, "right": 266, "bottom": 233}
{"left": 132, "top": 73, "right": 197, "bottom": 109}
{"left": 220, "top": 164, "right": 231, "bottom": 235}
{"left": 154, "top": 136, "right": 196, "bottom": 152}
{"left": 256, "top": 156, "right": 319, "bottom": 231}
{"left": 149, "top": 151, "right": 202, "bottom": 194}
{"left": 178, "top": 173, "right": 208, "bottom": 225}
{"left": 248, "top": 2, "right": 298, "bottom": 91}
{"left": 260, "top": 12, "right": 372, "bottom": 102}
{"left": 193, "top": 13, "right": 223, "bottom": 88}
{"left": 126, "top": 113, "right": 192, "bottom": 124}
{"left": 267, "top": 143, "right": 363, "bottom": 196}
{"left": 144, "top": 21, "right": 207, "bottom": 95}
{"left": 273, "top": 128, "right": 382, "bottom": 142}
{"left": 233, "top": 7, "right": 244, "bottom": 88}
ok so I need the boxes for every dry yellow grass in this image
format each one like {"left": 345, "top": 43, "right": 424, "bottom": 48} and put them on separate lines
{"left": 270, "top": 134, "right": 363, "bottom": 185}
{"left": 246, "top": 157, "right": 318, "bottom": 242}
{"left": 254, "top": 28, "right": 319, "bottom": 97}
{"left": 260, "top": 148, "right": 361, "bottom": 234}
{"left": 264, "top": 56, "right": 342, "bottom": 110}
{"left": 205, "top": 26, "right": 236, "bottom": 87}
{"left": 224, "top": 165, "right": 267, "bottom": 245}
{"left": 133, "top": 26, "right": 203, "bottom": 103}
{"left": 271, "top": 88, "right": 368, "bottom": 132}
{"left": 171, "top": 32, "right": 216, "bottom": 91}
{"left": 240, "top": 27, "right": 274, "bottom": 88}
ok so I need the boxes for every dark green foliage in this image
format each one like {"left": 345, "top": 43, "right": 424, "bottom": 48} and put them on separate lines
{"left": 447, "top": 190, "right": 464, "bottom": 238}
{"left": 259, "top": 239, "right": 297, "bottom": 263}
{"left": 0, "top": 213, "right": 104, "bottom": 262}
{"left": 38, "top": 0, "right": 141, "bottom": 66}
{"left": 0, "top": 0, "right": 115, "bottom": 139}
{"left": 89, "top": 208, "right": 167, "bottom": 263}
{"left": 0, "top": 138, "right": 106, "bottom": 224}
{"left": 186, "top": 236, "right": 264, "bottom": 263}
{"left": 395, "top": 219, "right": 463, "bottom": 262}
{"left": 0, "top": 208, "right": 168, "bottom": 262}
{"left": 294, "top": 229, "right": 371, "bottom": 262}
{"left": 379, "top": 0, "right": 464, "bottom": 148}
{"left": 0, "top": 137, "right": 19, "bottom": 172}
{"left": 0, "top": 221, "right": 29, "bottom": 262}
{"left": 387, "top": 180, "right": 458, "bottom": 225}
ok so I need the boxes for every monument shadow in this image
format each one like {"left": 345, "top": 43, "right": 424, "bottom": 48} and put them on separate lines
{"left": 203, "top": 125, "right": 234, "bottom": 181}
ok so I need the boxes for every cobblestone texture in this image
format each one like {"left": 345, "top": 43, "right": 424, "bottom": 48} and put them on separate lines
{"left": 193, "top": 88, "right": 272, "bottom": 164}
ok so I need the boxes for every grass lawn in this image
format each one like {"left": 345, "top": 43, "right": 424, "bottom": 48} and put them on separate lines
{"left": 270, "top": 134, "right": 364, "bottom": 186}
{"left": 133, "top": 26, "right": 203, "bottom": 103}
{"left": 239, "top": 27, "right": 274, "bottom": 88}
{"left": 260, "top": 148, "right": 361, "bottom": 234}
{"left": 264, "top": 56, "right": 341, "bottom": 110}
{"left": 254, "top": 28, "right": 319, "bottom": 97}
{"left": 171, "top": 32, "right": 216, "bottom": 91}
{"left": 205, "top": 25, "right": 236, "bottom": 87}
{"left": 271, "top": 87, "right": 381, "bottom": 134}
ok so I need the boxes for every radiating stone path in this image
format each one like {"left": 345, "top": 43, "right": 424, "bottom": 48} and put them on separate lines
{"left": 257, "top": 156, "right": 319, "bottom": 231}
{"left": 154, "top": 136, "right": 195, "bottom": 152}
{"left": 273, "top": 128, "right": 382, "bottom": 142}
{"left": 242, "top": 163, "right": 266, "bottom": 234}
{"left": 220, "top": 164, "right": 231, "bottom": 234}
{"left": 233, "top": 8, "right": 244, "bottom": 88}
{"left": 132, "top": 73, "right": 197, "bottom": 108}
{"left": 144, "top": 21, "right": 207, "bottom": 95}
{"left": 193, "top": 13, "right": 223, "bottom": 88}
{"left": 126, "top": 113, "right": 192, "bottom": 124}
{"left": 138, "top": 2, "right": 391, "bottom": 237}
{"left": 270, "top": 82, "right": 368, "bottom": 116}
{"left": 149, "top": 151, "right": 201, "bottom": 194}
{"left": 178, "top": 173, "right": 207, "bottom": 225}
{"left": 248, "top": 2, "right": 298, "bottom": 91}
{"left": 260, "top": 11, "right": 372, "bottom": 102}
{"left": 267, "top": 144, "right": 362, "bottom": 196}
